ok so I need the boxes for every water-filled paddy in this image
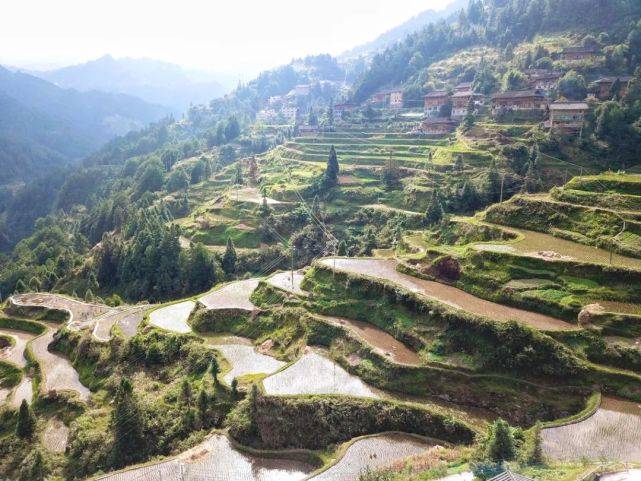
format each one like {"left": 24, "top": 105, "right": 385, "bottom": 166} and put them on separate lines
{"left": 149, "top": 301, "right": 195, "bottom": 334}
{"left": 263, "top": 351, "right": 379, "bottom": 398}
{"left": 199, "top": 279, "right": 260, "bottom": 311}
{"left": 210, "top": 340, "right": 286, "bottom": 384}
{"left": 10, "top": 377, "right": 32, "bottom": 407}
{"left": 600, "top": 470, "right": 641, "bottom": 481}
{"left": 94, "top": 433, "right": 313, "bottom": 481}
{"left": 319, "top": 258, "right": 576, "bottom": 331}
{"left": 316, "top": 315, "right": 421, "bottom": 366}
{"left": 0, "top": 328, "right": 35, "bottom": 367}
{"left": 266, "top": 271, "right": 307, "bottom": 296}
{"left": 42, "top": 418, "right": 69, "bottom": 453}
{"left": 308, "top": 433, "right": 431, "bottom": 481}
{"left": 93, "top": 306, "right": 149, "bottom": 341}
{"left": 12, "top": 293, "right": 112, "bottom": 329}
{"left": 542, "top": 397, "right": 641, "bottom": 462}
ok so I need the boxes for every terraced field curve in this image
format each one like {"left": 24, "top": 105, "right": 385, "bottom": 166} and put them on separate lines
{"left": 94, "top": 433, "right": 314, "bottom": 481}
{"left": 542, "top": 397, "right": 641, "bottom": 462}
{"left": 263, "top": 350, "right": 379, "bottom": 398}
{"left": 0, "top": 328, "right": 36, "bottom": 367}
{"left": 209, "top": 337, "right": 286, "bottom": 384}
{"left": 319, "top": 258, "right": 576, "bottom": 331}
{"left": 148, "top": 301, "right": 195, "bottom": 334}
{"left": 199, "top": 279, "right": 260, "bottom": 311}
{"left": 307, "top": 433, "right": 431, "bottom": 481}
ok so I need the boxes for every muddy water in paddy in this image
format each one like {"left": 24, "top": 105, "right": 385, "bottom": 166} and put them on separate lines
{"left": 473, "top": 225, "right": 641, "bottom": 270}
{"left": 263, "top": 351, "right": 380, "bottom": 398}
{"left": 93, "top": 305, "right": 150, "bottom": 341}
{"left": 12, "top": 292, "right": 112, "bottom": 329}
{"left": 0, "top": 328, "right": 36, "bottom": 367}
{"left": 94, "top": 433, "right": 313, "bottom": 481}
{"left": 542, "top": 396, "right": 641, "bottom": 462}
{"left": 209, "top": 338, "right": 286, "bottom": 384}
{"left": 199, "top": 279, "right": 260, "bottom": 311}
{"left": 149, "top": 301, "right": 195, "bottom": 334}
{"left": 320, "top": 258, "right": 575, "bottom": 331}
{"left": 308, "top": 433, "right": 431, "bottom": 481}
{"left": 31, "top": 324, "right": 90, "bottom": 401}
{"left": 315, "top": 315, "right": 421, "bottom": 366}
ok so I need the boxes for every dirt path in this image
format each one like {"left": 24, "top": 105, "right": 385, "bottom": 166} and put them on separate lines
{"left": 315, "top": 315, "right": 421, "bottom": 366}
{"left": 542, "top": 396, "right": 641, "bottom": 462}
{"left": 199, "top": 279, "right": 260, "bottom": 311}
{"left": 149, "top": 301, "right": 195, "bottom": 334}
{"left": 319, "top": 258, "right": 576, "bottom": 331}
{"left": 94, "top": 433, "right": 313, "bottom": 481}
{"left": 307, "top": 433, "right": 431, "bottom": 481}
{"left": 0, "top": 328, "right": 36, "bottom": 367}
{"left": 31, "top": 325, "right": 90, "bottom": 401}
{"left": 263, "top": 350, "right": 380, "bottom": 398}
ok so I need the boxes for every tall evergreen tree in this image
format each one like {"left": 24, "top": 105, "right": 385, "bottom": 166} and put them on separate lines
{"left": 486, "top": 419, "right": 517, "bottom": 463}
{"left": 425, "top": 189, "right": 445, "bottom": 225}
{"left": 111, "top": 378, "right": 144, "bottom": 467}
{"left": 16, "top": 400, "right": 36, "bottom": 438}
{"left": 323, "top": 145, "right": 340, "bottom": 188}
{"left": 222, "top": 238, "right": 237, "bottom": 276}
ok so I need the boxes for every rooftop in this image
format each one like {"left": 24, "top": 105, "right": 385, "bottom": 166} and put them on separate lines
{"left": 550, "top": 101, "right": 589, "bottom": 110}
{"left": 424, "top": 90, "right": 450, "bottom": 98}
{"left": 452, "top": 90, "right": 482, "bottom": 98}
{"left": 421, "top": 118, "right": 459, "bottom": 125}
{"left": 492, "top": 90, "right": 545, "bottom": 100}
{"left": 594, "top": 76, "right": 634, "bottom": 83}
{"left": 561, "top": 45, "right": 600, "bottom": 54}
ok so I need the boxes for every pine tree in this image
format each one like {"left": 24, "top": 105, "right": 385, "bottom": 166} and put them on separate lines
{"left": 181, "top": 379, "right": 192, "bottom": 405}
{"left": 231, "top": 378, "right": 238, "bottom": 397}
{"left": 522, "top": 161, "right": 542, "bottom": 193}
{"left": 485, "top": 159, "right": 501, "bottom": 202}
{"left": 209, "top": 357, "right": 220, "bottom": 383}
{"left": 454, "top": 155, "right": 465, "bottom": 172}
{"left": 521, "top": 422, "right": 544, "bottom": 465}
{"left": 425, "top": 189, "right": 445, "bottom": 225}
{"left": 460, "top": 182, "right": 480, "bottom": 211}
{"left": 233, "top": 162, "right": 244, "bottom": 185}
{"left": 16, "top": 400, "right": 36, "bottom": 438}
{"left": 111, "top": 378, "right": 144, "bottom": 466}
{"left": 323, "top": 145, "right": 340, "bottom": 188}
{"left": 463, "top": 97, "right": 476, "bottom": 131}
{"left": 486, "top": 419, "right": 516, "bottom": 463}
{"left": 222, "top": 238, "right": 237, "bottom": 276}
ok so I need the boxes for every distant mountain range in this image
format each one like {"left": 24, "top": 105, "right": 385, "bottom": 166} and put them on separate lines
{"left": 341, "top": 0, "right": 467, "bottom": 59}
{"left": 32, "top": 55, "right": 234, "bottom": 114}
{"left": 0, "top": 65, "right": 170, "bottom": 184}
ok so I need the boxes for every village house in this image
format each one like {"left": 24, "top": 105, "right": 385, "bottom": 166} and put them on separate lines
{"left": 454, "top": 81, "right": 473, "bottom": 92}
{"left": 491, "top": 90, "right": 547, "bottom": 115}
{"left": 282, "top": 106, "right": 299, "bottom": 122}
{"left": 548, "top": 101, "right": 589, "bottom": 134}
{"left": 333, "top": 103, "right": 358, "bottom": 113}
{"left": 370, "top": 89, "right": 404, "bottom": 109}
{"left": 451, "top": 90, "right": 484, "bottom": 118}
{"left": 417, "top": 118, "right": 459, "bottom": 135}
{"left": 297, "top": 124, "right": 319, "bottom": 136}
{"left": 488, "top": 470, "right": 535, "bottom": 481}
{"left": 256, "top": 109, "right": 278, "bottom": 123}
{"left": 593, "top": 76, "right": 634, "bottom": 100}
{"left": 268, "top": 95, "right": 284, "bottom": 107}
{"left": 558, "top": 45, "right": 600, "bottom": 62}
{"left": 524, "top": 69, "right": 562, "bottom": 92}
{"left": 424, "top": 90, "right": 451, "bottom": 117}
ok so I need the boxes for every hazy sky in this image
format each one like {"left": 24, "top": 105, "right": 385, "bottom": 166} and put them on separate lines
{"left": 1, "top": 0, "right": 454, "bottom": 76}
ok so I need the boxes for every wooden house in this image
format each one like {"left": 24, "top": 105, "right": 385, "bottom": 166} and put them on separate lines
{"left": 548, "top": 101, "right": 589, "bottom": 134}
{"left": 451, "top": 90, "right": 484, "bottom": 118}
{"left": 593, "top": 76, "right": 634, "bottom": 100}
{"left": 491, "top": 90, "right": 547, "bottom": 115}
{"left": 423, "top": 90, "right": 451, "bottom": 117}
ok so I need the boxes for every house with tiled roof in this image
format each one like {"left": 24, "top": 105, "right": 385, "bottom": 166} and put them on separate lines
{"left": 491, "top": 90, "right": 547, "bottom": 115}
{"left": 548, "top": 101, "right": 589, "bottom": 134}
{"left": 451, "top": 90, "right": 484, "bottom": 118}
{"left": 558, "top": 45, "right": 600, "bottom": 62}
{"left": 593, "top": 76, "right": 635, "bottom": 100}
{"left": 424, "top": 90, "right": 451, "bottom": 117}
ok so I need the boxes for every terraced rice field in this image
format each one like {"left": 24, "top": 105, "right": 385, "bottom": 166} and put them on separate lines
{"left": 600, "top": 470, "right": 641, "bottom": 481}
{"left": 12, "top": 293, "right": 112, "bottom": 329}
{"left": 263, "top": 351, "right": 379, "bottom": 398}
{"left": 199, "top": 279, "right": 260, "bottom": 311}
{"left": 319, "top": 258, "right": 576, "bottom": 331}
{"left": 42, "top": 418, "right": 69, "bottom": 453}
{"left": 266, "top": 271, "right": 307, "bottom": 296}
{"left": 473, "top": 224, "right": 641, "bottom": 270}
{"left": 0, "top": 328, "right": 36, "bottom": 367}
{"left": 315, "top": 315, "right": 421, "bottom": 366}
{"left": 148, "top": 301, "right": 195, "bottom": 334}
{"left": 95, "top": 433, "right": 313, "bottom": 481}
{"left": 117, "top": 306, "right": 153, "bottom": 338}
{"left": 10, "top": 377, "right": 32, "bottom": 407}
{"left": 31, "top": 325, "right": 90, "bottom": 401}
{"left": 542, "top": 397, "right": 641, "bottom": 462}
{"left": 210, "top": 339, "right": 286, "bottom": 384}
{"left": 231, "top": 187, "right": 284, "bottom": 205}
{"left": 93, "top": 305, "right": 150, "bottom": 341}
{"left": 308, "top": 433, "right": 431, "bottom": 481}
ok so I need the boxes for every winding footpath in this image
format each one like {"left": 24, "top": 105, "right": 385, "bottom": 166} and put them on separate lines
{"left": 319, "top": 258, "right": 577, "bottom": 331}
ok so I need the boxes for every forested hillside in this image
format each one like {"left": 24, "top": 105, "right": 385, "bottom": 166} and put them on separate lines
{"left": 353, "top": 0, "right": 641, "bottom": 102}
{"left": 0, "top": 66, "right": 170, "bottom": 185}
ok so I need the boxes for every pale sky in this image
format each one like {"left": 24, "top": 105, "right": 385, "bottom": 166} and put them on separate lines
{"left": 1, "top": 0, "right": 454, "bottom": 76}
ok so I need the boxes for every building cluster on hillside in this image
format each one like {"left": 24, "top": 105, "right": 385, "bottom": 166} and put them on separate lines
{"left": 368, "top": 88, "right": 404, "bottom": 109}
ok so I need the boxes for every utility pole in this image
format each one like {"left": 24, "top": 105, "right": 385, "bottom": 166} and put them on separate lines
{"left": 291, "top": 248, "right": 295, "bottom": 289}
{"left": 499, "top": 174, "right": 505, "bottom": 203}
